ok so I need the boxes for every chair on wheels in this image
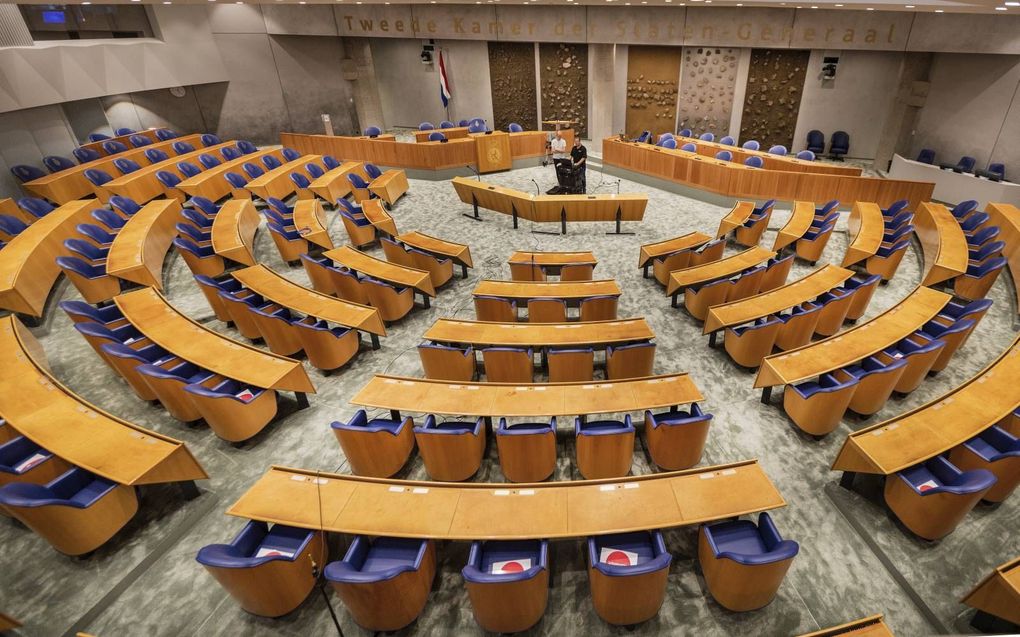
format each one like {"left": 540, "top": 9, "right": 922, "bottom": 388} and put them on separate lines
{"left": 330, "top": 410, "right": 415, "bottom": 477}
{"left": 462, "top": 539, "right": 549, "bottom": 633}
{"left": 806, "top": 130, "right": 825, "bottom": 155}
{"left": 829, "top": 131, "right": 849, "bottom": 159}
{"left": 587, "top": 531, "right": 672, "bottom": 626}
{"left": 643, "top": 405, "right": 712, "bottom": 471}
{"left": 885, "top": 456, "right": 996, "bottom": 540}
{"left": 496, "top": 417, "right": 557, "bottom": 482}
{"left": 413, "top": 415, "right": 485, "bottom": 481}
{"left": 575, "top": 416, "right": 634, "bottom": 479}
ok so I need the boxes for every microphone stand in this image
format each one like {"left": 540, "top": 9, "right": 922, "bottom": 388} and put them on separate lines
{"left": 466, "top": 164, "right": 481, "bottom": 182}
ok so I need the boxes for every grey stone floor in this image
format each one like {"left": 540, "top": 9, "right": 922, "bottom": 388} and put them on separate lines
{"left": 1, "top": 159, "right": 1017, "bottom": 637}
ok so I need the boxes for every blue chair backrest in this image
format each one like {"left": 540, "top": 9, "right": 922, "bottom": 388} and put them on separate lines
{"left": 323, "top": 155, "right": 340, "bottom": 170}
{"left": 177, "top": 161, "right": 201, "bottom": 178}
{"left": 191, "top": 197, "right": 218, "bottom": 217}
{"left": 172, "top": 141, "right": 195, "bottom": 154}
{"left": 364, "top": 126, "right": 381, "bottom": 137}
{"left": 806, "top": 129, "right": 824, "bottom": 149}
{"left": 221, "top": 146, "right": 241, "bottom": 161}
{"left": 831, "top": 131, "right": 850, "bottom": 151}
{"left": 43, "top": 156, "right": 76, "bottom": 173}
{"left": 468, "top": 122, "right": 486, "bottom": 133}
{"left": 155, "top": 129, "right": 178, "bottom": 141}
{"left": 64, "top": 238, "right": 105, "bottom": 261}
{"left": 290, "top": 173, "right": 310, "bottom": 189}
{"left": 145, "top": 148, "right": 169, "bottom": 163}
{"left": 115, "top": 127, "right": 135, "bottom": 136}
{"left": 102, "top": 141, "right": 129, "bottom": 154}
{"left": 699, "top": 132, "right": 715, "bottom": 142}
{"left": 306, "top": 163, "right": 324, "bottom": 179}
{"left": 719, "top": 136, "right": 735, "bottom": 146}
{"left": 419, "top": 122, "right": 434, "bottom": 131}
{"left": 224, "top": 172, "right": 247, "bottom": 189}
{"left": 263, "top": 155, "right": 282, "bottom": 170}
{"left": 987, "top": 163, "right": 1005, "bottom": 178}
{"left": 56, "top": 255, "right": 100, "bottom": 278}
{"left": 440, "top": 121, "right": 455, "bottom": 129}
{"left": 715, "top": 150, "right": 732, "bottom": 161}
{"left": 680, "top": 142, "right": 697, "bottom": 152}
{"left": 0, "top": 215, "right": 28, "bottom": 236}
{"left": 77, "top": 223, "right": 115, "bottom": 245}
{"left": 74, "top": 147, "right": 101, "bottom": 163}
{"left": 742, "top": 140, "right": 760, "bottom": 151}
{"left": 201, "top": 134, "right": 221, "bottom": 146}
{"left": 365, "top": 164, "right": 383, "bottom": 179}
{"left": 241, "top": 162, "right": 264, "bottom": 179}
{"left": 768, "top": 145, "right": 788, "bottom": 155}
{"left": 282, "top": 148, "right": 300, "bottom": 162}
{"left": 92, "top": 208, "right": 126, "bottom": 229}
{"left": 176, "top": 223, "right": 207, "bottom": 243}
{"left": 199, "top": 154, "right": 221, "bottom": 169}
{"left": 429, "top": 131, "right": 447, "bottom": 142}
{"left": 796, "top": 150, "right": 815, "bottom": 161}
{"left": 237, "top": 140, "right": 258, "bottom": 154}
{"left": 88, "top": 133, "right": 111, "bottom": 143}
{"left": 660, "top": 138, "right": 677, "bottom": 150}
{"left": 84, "top": 168, "right": 113, "bottom": 186}
{"left": 113, "top": 158, "right": 141, "bottom": 174}
{"left": 110, "top": 196, "right": 140, "bottom": 216}
{"left": 958, "top": 156, "right": 976, "bottom": 172}
{"left": 156, "top": 171, "right": 181, "bottom": 188}
{"left": 17, "top": 197, "right": 54, "bottom": 219}
{"left": 128, "top": 135, "right": 152, "bottom": 148}
{"left": 745, "top": 156, "right": 764, "bottom": 168}
{"left": 11, "top": 165, "right": 46, "bottom": 182}
{"left": 916, "top": 148, "right": 935, "bottom": 164}
{"left": 679, "top": 128, "right": 693, "bottom": 137}
{"left": 508, "top": 123, "right": 524, "bottom": 133}
{"left": 458, "top": 119, "right": 470, "bottom": 127}
{"left": 348, "top": 173, "right": 369, "bottom": 189}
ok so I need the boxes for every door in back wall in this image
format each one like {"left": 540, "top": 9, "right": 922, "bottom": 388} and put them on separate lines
{"left": 739, "top": 49, "right": 810, "bottom": 151}
{"left": 625, "top": 45, "right": 682, "bottom": 140}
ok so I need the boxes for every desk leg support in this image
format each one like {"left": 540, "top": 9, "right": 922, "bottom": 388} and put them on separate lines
{"left": 605, "top": 207, "right": 635, "bottom": 236}
{"left": 295, "top": 392, "right": 310, "bottom": 410}
{"left": 839, "top": 471, "right": 857, "bottom": 490}
{"left": 561, "top": 208, "right": 567, "bottom": 235}
{"left": 422, "top": 294, "right": 431, "bottom": 309}
{"left": 178, "top": 480, "right": 202, "bottom": 501}
{"left": 390, "top": 410, "right": 401, "bottom": 421}
{"left": 370, "top": 334, "right": 381, "bottom": 350}
{"left": 512, "top": 205, "right": 519, "bottom": 230}
{"left": 709, "top": 331, "right": 718, "bottom": 347}
{"left": 671, "top": 293, "right": 679, "bottom": 308}
{"left": 971, "top": 610, "right": 1018, "bottom": 634}
{"left": 463, "top": 194, "right": 484, "bottom": 222}
{"left": 460, "top": 264, "right": 468, "bottom": 278}
{"left": 760, "top": 386, "right": 772, "bottom": 404}
{"left": 642, "top": 265, "right": 650, "bottom": 279}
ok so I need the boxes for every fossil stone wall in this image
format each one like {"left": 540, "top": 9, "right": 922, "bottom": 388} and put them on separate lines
{"left": 738, "top": 48, "right": 810, "bottom": 150}
{"left": 677, "top": 47, "right": 738, "bottom": 139}
{"left": 487, "top": 42, "right": 538, "bottom": 132}
{"left": 539, "top": 42, "right": 588, "bottom": 138}
{"left": 625, "top": 45, "right": 682, "bottom": 139}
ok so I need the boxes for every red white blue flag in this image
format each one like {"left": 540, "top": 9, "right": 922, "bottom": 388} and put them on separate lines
{"left": 438, "top": 50, "right": 452, "bottom": 108}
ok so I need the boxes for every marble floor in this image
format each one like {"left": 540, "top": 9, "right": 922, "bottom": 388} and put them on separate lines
{"left": 1, "top": 155, "right": 1017, "bottom": 637}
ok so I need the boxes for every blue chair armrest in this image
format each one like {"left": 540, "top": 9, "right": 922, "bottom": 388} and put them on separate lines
{"left": 462, "top": 563, "right": 545, "bottom": 584}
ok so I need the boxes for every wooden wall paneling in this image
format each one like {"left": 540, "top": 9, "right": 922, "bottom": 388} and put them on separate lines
{"left": 488, "top": 42, "right": 538, "bottom": 132}
{"left": 739, "top": 49, "right": 810, "bottom": 150}
{"left": 625, "top": 45, "right": 682, "bottom": 139}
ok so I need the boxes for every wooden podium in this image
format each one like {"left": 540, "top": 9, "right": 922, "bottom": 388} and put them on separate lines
{"left": 475, "top": 132, "right": 512, "bottom": 173}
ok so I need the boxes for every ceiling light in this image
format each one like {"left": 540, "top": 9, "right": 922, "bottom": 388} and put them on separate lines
{"left": 811, "top": 5, "right": 818, "bottom": 7}
{"left": 866, "top": 6, "right": 874, "bottom": 9}
{"left": 1006, "top": 2, "right": 1020, "bottom": 6}
{"left": 934, "top": 8, "right": 943, "bottom": 11}
{"left": 834, "top": 2, "right": 843, "bottom": 5}
{"left": 995, "top": 6, "right": 1007, "bottom": 9}
{"left": 904, "top": 4, "right": 914, "bottom": 6}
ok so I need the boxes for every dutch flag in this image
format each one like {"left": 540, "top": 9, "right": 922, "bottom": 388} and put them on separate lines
{"left": 438, "top": 50, "right": 452, "bottom": 108}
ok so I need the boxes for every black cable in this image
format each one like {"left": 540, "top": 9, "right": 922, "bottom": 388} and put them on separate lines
{"left": 314, "top": 468, "right": 345, "bottom": 637}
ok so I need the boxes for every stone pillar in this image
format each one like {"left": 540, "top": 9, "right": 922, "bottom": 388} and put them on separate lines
{"left": 345, "top": 38, "right": 386, "bottom": 134}
{"left": 0, "top": 5, "right": 33, "bottom": 47}
{"left": 873, "top": 53, "right": 933, "bottom": 173}
{"left": 588, "top": 43, "right": 615, "bottom": 153}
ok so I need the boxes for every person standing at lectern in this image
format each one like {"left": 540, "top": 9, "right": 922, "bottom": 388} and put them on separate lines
{"left": 571, "top": 137, "right": 588, "bottom": 194}
{"left": 551, "top": 130, "right": 568, "bottom": 168}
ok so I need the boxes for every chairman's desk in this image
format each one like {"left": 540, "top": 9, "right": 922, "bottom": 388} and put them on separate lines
{"left": 178, "top": 148, "right": 286, "bottom": 202}
{"left": 638, "top": 232, "right": 713, "bottom": 277}
{"left": 986, "top": 203, "right": 1020, "bottom": 313}
{"left": 754, "top": 286, "right": 951, "bottom": 401}
{"left": 889, "top": 153, "right": 1020, "bottom": 209}
{"left": 715, "top": 201, "right": 756, "bottom": 237}
{"left": 397, "top": 230, "right": 474, "bottom": 276}
{"left": 962, "top": 556, "right": 1020, "bottom": 628}
{"left": 24, "top": 134, "right": 205, "bottom": 204}
{"left": 115, "top": 287, "right": 315, "bottom": 399}
{"left": 667, "top": 246, "right": 775, "bottom": 298}
{"left": 245, "top": 154, "right": 323, "bottom": 201}
{"left": 424, "top": 318, "right": 654, "bottom": 349}
{"left": 212, "top": 199, "right": 260, "bottom": 266}
{"left": 324, "top": 244, "right": 436, "bottom": 301}
{"left": 797, "top": 614, "right": 895, "bottom": 637}
{"left": 914, "top": 201, "right": 969, "bottom": 286}
{"left": 603, "top": 138, "right": 935, "bottom": 209}
{"left": 473, "top": 279, "right": 621, "bottom": 305}
{"left": 77, "top": 128, "right": 165, "bottom": 157}
{"left": 106, "top": 199, "right": 181, "bottom": 289}
{"left": 228, "top": 460, "right": 785, "bottom": 539}
{"left": 842, "top": 202, "right": 886, "bottom": 267}
{"left": 833, "top": 334, "right": 1020, "bottom": 481}
{"left": 232, "top": 264, "right": 385, "bottom": 344}
{"left": 772, "top": 201, "right": 817, "bottom": 251}
{"left": 673, "top": 135, "right": 862, "bottom": 177}
{"left": 704, "top": 264, "right": 855, "bottom": 335}
{"left": 308, "top": 161, "right": 369, "bottom": 203}
{"left": 0, "top": 200, "right": 94, "bottom": 317}
{"left": 291, "top": 200, "right": 334, "bottom": 250}
{"left": 103, "top": 141, "right": 238, "bottom": 204}
{"left": 0, "top": 315, "right": 208, "bottom": 492}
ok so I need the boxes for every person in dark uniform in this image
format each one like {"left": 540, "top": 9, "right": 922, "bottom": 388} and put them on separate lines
{"left": 570, "top": 137, "right": 587, "bottom": 194}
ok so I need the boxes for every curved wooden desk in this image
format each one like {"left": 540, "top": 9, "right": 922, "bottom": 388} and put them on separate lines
{"left": 674, "top": 136, "right": 862, "bottom": 177}
{"left": 308, "top": 161, "right": 368, "bottom": 203}
{"left": 23, "top": 134, "right": 204, "bottom": 204}
{"left": 106, "top": 199, "right": 181, "bottom": 289}
{"left": 667, "top": 246, "right": 775, "bottom": 297}
{"left": 232, "top": 264, "right": 385, "bottom": 338}
{"left": 0, "top": 197, "right": 23, "bottom": 224}
{"left": 413, "top": 126, "right": 470, "bottom": 142}
{"left": 424, "top": 317, "right": 653, "bottom": 348}
{"left": 833, "top": 335, "right": 1020, "bottom": 477}
{"left": 228, "top": 459, "right": 783, "bottom": 539}
{"left": 797, "top": 614, "right": 894, "bottom": 637}
{"left": 362, "top": 199, "right": 399, "bottom": 237}
{"left": 177, "top": 148, "right": 285, "bottom": 202}
{"left": 0, "top": 315, "right": 207, "bottom": 489}
{"left": 773, "top": 201, "right": 816, "bottom": 251}
{"left": 212, "top": 199, "right": 260, "bottom": 266}
{"left": 704, "top": 264, "right": 855, "bottom": 335}
{"left": 986, "top": 203, "right": 1020, "bottom": 313}
{"left": 841, "top": 202, "right": 886, "bottom": 267}
{"left": 292, "top": 200, "right": 334, "bottom": 250}
{"left": 961, "top": 556, "right": 1020, "bottom": 627}
{"left": 638, "top": 232, "right": 713, "bottom": 276}
{"left": 114, "top": 287, "right": 314, "bottom": 395}
{"left": 510, "top": 251, "right": 595, "bottom": 269}
{"left": 914, "top": 202, "right": 969, "bottom": 286}
{"left": 716, "top": 201, "right": 756, "bottom": 237}
{"left": 398, "top": 230, "right": 473, "bottom": 277}
{"left": 369, "top": 170, "right": 409, "bottom": 206}
{"left": 104, "top": 141, "right": 236, "bottom": 204}
{"left": 755, "top": 286, "right": 950, "bottom": 392}
{"left": 245, "top": 155, "right": 323, "bottom": 201}
{"left": 0, "top": 200, "right": 94, "bottom": 317}
{"left": 351, "top": 373, "right": 701, "bottom": 418}
{"left": 77, "top": 129, "right": 164, "bottom": 157}
{"left": 474, "top": 279, "right": 621, "bottom": 303}
{"left": 324, "top": 245, "right": 435, "bottom": 298}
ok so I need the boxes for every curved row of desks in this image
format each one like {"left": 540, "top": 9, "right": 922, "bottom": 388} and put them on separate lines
{"left": 324, "top": 245, "right": 435, "bottom": 299}
{"left": 841, "top": 202, "right": 886, "bottom": 267}
{"left": 715, "top": 201, "right": 756, "bottom": 237}
{"left": 772, "top": 201, "right": 816, "bottom": 252}
{"left": 0, "top": 315, "right": 208, "bottom": 488}
{"left": 226, "top": 460, "right": 785, "bottom": 539}
{"left": 638, "top": 231, "right": 713, "bottom": 276}
{"left": 602, "top": 138, "right": 935, "bottom": 209}
{"left": 672, "top": 135, "right": 862, "bottom": 177}
{"left": 667, "top": 246, "right": 775, "bottom": 296}
{"left": 246, "top": 154, "right": 322, "bottom": 201}
{"left": 292, "top": 200, "right": 335, "bottom": 250}
{"left": 103, "top": 141, "right": 238, "bottom": 204}
{"left": 106, "top": 199, "right": 181, "bottom": 290}
{"left": 423, "top": 317, "right": 654, "bottom": 348}
{"left": 178, "top": 148, "right": 285, "bottom": 202}
{"left": 473, "top": 279, "right": 622, "bottom": 303}
{"left": 914, "top": 202, "right": 969, "bottom": 286}
{"left": 308, "top": 161, "right": 370, "bottom": 203}
{"left": 986, "top": 203, "right": 1020, "bottom": 314}
{"left": 962, "top": 556, "right": 1020, "bottom": 628}
{"left": 212, "top": 198, "right": 260, "bottom": 266}
{"left": 399, "top": 231, "right": 474, "bottom": 272}
{"left": 76, "top": 128, "right": 164, "bottom": 157}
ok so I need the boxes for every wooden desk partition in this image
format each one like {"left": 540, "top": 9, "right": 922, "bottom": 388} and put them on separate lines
{"left": 362, "top": 199, "right": 399, "bottom": 237}
{"left": 474, "top": 132, "right": 512, "bottom": 173}
{"left": 773, "top": 201, "right": 816, "bottom": 251}
{"left": 842, "top": 202, "right": 886, "bottom": 267}
{"left": 638, "top": 232, "right": 713, "bottom": 270}
{"left": 832, "top": 335, "right": 1020, "bottom": 476}
{"left": 351, "top": 373, "right": 701, "bottom": 418}
{"left": 232, "top": 264, "right": 385, "bottom": 337}
{"left": 228, "top": 460, "right": 785, "bottom": 539}
{"left": 914, "top": 202, "right": 969, "bottom": 286}
{"left": 0, "top": 199, "right": 94, "bottom": 317}
{"left": 212, "top": 199, "right": 260, "bottom": 266}
{"left": 103, "top": 141, "right": 236, "bottom": 204}
{"left": 106, "top": 199, "right": 181, "bottom": 289}
{"left": 961, "top": 556, "right": 1020, "bottom": 627}
{"left": 755, "top": 285, "right": 950, "bottom": 389}
{"left": 511, "top": 251, "right": 595, "bottom": 269}
{"left": 369, "top": 170, "right": 410, "bottom": 204}
{"left": 413, "top": 126, "right": 470, "bottom": 142}
{"left": 716, "top": 201, "right": 756, "bottom": 237}
{"left": 704, "top": 264, "right": 855, "bottom": 334}
{"left": 797, "top": 614, "right": 895, "bottom": 637}
{"left": 115, "top": 287, "right": 314, "bottom": 394}
{"left": 424, "top": 317, "right": 654, "bottom": 348}
{"left": 324, "top": 245, "right": 435, "bottom": 297}
{"left": 177, "top": 148, "right": 286, "bottom": 202}
{"left": 308, "top": 161, "right": 368, "bottom": 203}
{"left": 398, "top": 231, "right": 473, "bottom": 270}
{"left": 0, "top": 315, "right": 208, "bottom": 486}
{"left": 674, "top": 135, "right": 862, "bottom": 177}
{"left": 986, "top": 203, "right": 1020, "bottom": 313}
{"left": 667, "top": 246, "right": 775, "bottom": 296}
{"left": 245, "top": 155, "right": 323, "bottom": 201}
{"left": 473, "top": 279, "right": 621, "bottom": 302}
{"left": 0, "top": 613, "right": 21, "bottom": 632}
{"left": 291, "top": 200, "right": 334, "bottom": 250}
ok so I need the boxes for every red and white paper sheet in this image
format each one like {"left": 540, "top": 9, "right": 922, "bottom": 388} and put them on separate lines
{"left": 917, "top": 479, "right": 939, "bottom": 492}
{"left": 236, "top": 389, "right": 256, "bottom": 402}
{"left": 255, "top": 547, "right": 295, "bottom": 559}
{"left": 600, "top": 547, "right": 639, "bottom": 566}
{"left": 491, "top": 558, "right": 531, "bottom": 574}
{"left": 14, "top": 453, "right": 47, "bottom": 474}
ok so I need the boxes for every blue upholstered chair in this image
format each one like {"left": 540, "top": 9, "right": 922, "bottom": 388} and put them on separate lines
{"left": 201, "top": 134, "right": 221, "bottom": 146}
{"left": 482, "top": 346, "right": 533, "bottom": 382}
{"left": 156, "top": 170, "right": 183, "bottom": 193}
{"left": 437, "top": 120, "right": 454, "bottom": 129}
{"left": 176, "top": 223, "right": 210, "bottom": 247}
{"left": 715, "top": 150, "right": 733, "bottom": 161}
{"left": 183, "top": 378, "right": 277, "bottom": 442}
{"left": 305, "top": 162, "right": 324, "bottom": 179}
{"left": 0, "top": 215, "right": 28, "bottom": 241}
{"left": 11, "top": 165, "right": 46, "bottom": 182}
{"left": 262, "top": 155, "right": 282, "bottom": 170}
{"left": 960, "top": 211, "right": 989, "bottom": 235}
{"left": 128, "top": 134, "right": 152, "bottom": 148}
{"left": 365, "top": 163, "right": 383, "bottom": 180}
{"left": 468, "top": 122, "right": 486, "bottom": 133}
{"left": 949, "top": 426, "right": 1020, "bottom": 503}
{"left": 796, "top": 219, "right": 836, "bottom": 264}
{"left": 829, "top": 131, "right": 850, "bottom": 159}
{"left": 768, "top": 145, "right": 788, "bottom": 156}
{"left": 90, "top": 208, "right": 127, "bottom": 232}
{"left": 644, "top": 405, "right": 712, "bottom": 471}
{"left": 587, "top": 531, "right": 672, "bottom": 625}
{"left": 239, "top": 162, "right": 263, "bottom": 180}
{"left": 575, "top": 416, "right": 634, "bottom": 479}
{"left": 806, "top": 130, "right": 825, "bottom": 155}
{"left": 363, "top": 126, "right": 382, "bottom": 138}
{"left": 496, "top": 417, "right": 556, "bottom": 482}
{"left": 719, "top": 135, "right": 736, "bottom": 146}
{"left": 266, "top": 222, "right": 307, "bottom": 264}
{"left": 922, "top": 317, "right": 976, "bottom": 373}
{"left": 221, "top": 146, "right": 241, "bottom": 161}
{"left": 884, "top": 199, "right": 909, "bottom": 217}
{"left": 114, "top": 128, "right": 135, "bottom": 136}
{"left": 43, "top": 155, "right": 76, "bottom": 173}
{"left": 883, "top": 224, "right": 914, "bottom": 244}
{"left": 882, "top": 333, "right": 945, "bottom": 394}
{"left": 725, "top": 316, "right": 782, "bottom": 369}
{"left": 414, "top": 415, "right": 486, "bottom": 481}
{"left": 508, "top": 122, "right": 524, "bottom": 133}
{"left": 744, "top": 156, "right": 764, "bottom": 168}
{"left": 110, "top": 197, "right": 140, "bottom": 219}
{"left": 88, "top": 133, "right": 111, "bottom": 143}
{"left": 348, "top": 172, "right": 372, "bottom": 197}
{"left": 699, "top": 132, "right": 715, "bottom": 142}
{"left": 656, "top": 133, "right": 674, "bottom": 146}
{"left": 182, "top": 208, "right": 214, "bottom": 229}
{"left": 0, "top": 436, "right": 68, "bottom": 488}
{"left": 463, "top": 540, "right": 549, "bottom": 632}
{"left": 0, "top": 467, "right": 138, "bottom": 555}
{"left": 144, "top": 148, "right": 169, "bottom": 163}
{"left": 136, "top": 361, "right": 212, "bottom": 423}
{"left": 916, "top": 148, "right": 936, "bottom": 164}
{"left": 428, "top": 131, "right": 447, "bottom": 142}
{"left": 237, "top": 140, "right": 258, "bottom": 154}
{"left": 742, "top": 140, "right": 760, "bottom": 151}
{"left": 76, "top": 223, "right": 116, "bottom": 248}
{"left": 74, "top": 147, "right": 101, "bottom": 163}
{"left": 942, "top": 156, "right": 976, "bottom": 173}
{"left": 64, "top": 238, "right": 107, "bottom": 264}
{"left": 969, "top": 240, "right": 1004, "bottom": 263}
{"left": 172, "top": 141, "right": 195, "bottom": 154}
{"left": 885, "top": 455, "right": 996, "bottom": 540}
{"left": 417, "top": 342, "right": 475, "bottom": 382}
{"left": 679, "top": 128, "right": 693, "bottom": 137}
{"left": 101, "top": 341, "right": 180, "bottom": 401}
{"left": 968, "top": 226, "right": 999, "bottom": 248}
{"left": 796, "top": 150, "right": 815, "bottom": 161}
{"left": 191, "top": 196, "right": 219, "bottom": 218}
{"left": 330, "top": 410, "right": 414, "bottom": 477}
{"left": 73, "top": 321, "right": 148, "bottom": 364}
{"left": 418, "top": 122, "right": 434, "bottom": 131}
{"left": 102, "top": 140, "right": 129, "bottom": 154}
{"left": 634, "top": 131, "right": 652, "bottom": 144}
{"left": 289, "top": 172, "right": 311, "bottom": 193}
{"left": 220, "top": 172, "right": 248, "bottom": 195}
{"left": 784, "top": 371, "right": 859, "bottom": 437}
{"left": 605, "top": 341, "right": 655, "bottom": 380}
{"left": 174, "top": 237, "right": 224, "bottom": 277}
{"left": 699, "top": 512, "right": 799, "bottom": 611}
{"left": 980, "top": 162, "right": 1006, "bottom": 181}
{"left": 247, "top": 305, "right": 303, "bottom": 356}
{"left": 937, "top": 298, "right": 993, "bottom": 325}
{"left": 325, "top": 536, "right": 436, "bottom": 632}
{"left": 190, "top": 274, "right": 239, "bottom": 322}
{"left": 177, "top": 161, "right": 201, "bottom": 178}
{"left": 58, "top": 299, "right": 125, "bottom": 327}
{"left": 680, "top": 142, "right": 697, "bottom": 152}
{"left": 155, "top": 129, "right": 178, "bottom": 141}
{"left": 955, "top": 256, "right": 1006, "bottom": 300}
{"left": 282, "top": 147, "right": 300, "bottom": 162}
{"left": 322, "top": 155, "right": 340, "bottom": 170}
{"left": 197, "top": 521, "right": 325, "bottom": 618}
{"left": 198, "top": 154, "right": 221, "bottom": 169}
{"left": 292, "top": 318, "right": 360, "bottom": 373}
{"left": 843, "top": 355, "right": 907, "bottom": 416}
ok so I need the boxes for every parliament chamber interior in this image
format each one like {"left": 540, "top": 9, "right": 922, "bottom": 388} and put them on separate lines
{"left": 1, "top": 1, "right": 1020, "bottom": 635}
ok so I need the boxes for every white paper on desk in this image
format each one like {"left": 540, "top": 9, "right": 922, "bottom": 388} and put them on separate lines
{"left": 917, "top": 479, "right": 939, "bottom": 492}
{"left": 255, "top": 547, "right": 295, "bottom": 559}
{"left": 600, "top": 547, "right": 638, "bottom": 566}
{"left": 491, "top": 558, "right": 531, "bottom": 574}
{"left": 236, "top": 389, "right": 256, "bottom": 402}
{"left": 14, "top": 453, "right": 47, "bottom": 473}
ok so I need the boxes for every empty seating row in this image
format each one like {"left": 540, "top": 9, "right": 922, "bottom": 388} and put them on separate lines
{"left": 346, "top": 162, "right": 409, "bottom": 207}
{"left": 667, "top": 245, "right": 776, "bottom": 299}
{"left": 474, "top": 278, "right": 621, "bottom": 322}
{"left": 638, "top": 231, "right": 716, "bottom": 284}
{"left": 177, "top": 146, "right": 285, "bottom": 202}
{"left": 791, "top": 200, "right": 839, "bottom": 264}
{"left": 244, "top": 152, "right": 322, "bottom": 202}
{"left": 338, "top": 197, "right": 397, "bottom": 245}
{"left": 946, "top": 199, "right": 1006, "bottom": 301}
{"left": 717, "top": 200, "right": 773, "bottom": 248}
{"left": 509, "top": 250, "right": 597, "bottom": 281}
{"left": 679, "top": 253, "right": 792, "bottom": 321}
{"left": 323, "top": 245, "right": 440, "bottom": 322}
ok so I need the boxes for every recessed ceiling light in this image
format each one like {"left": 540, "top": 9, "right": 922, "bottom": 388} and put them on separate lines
{"left": 81, "top": 1, "right": 90, "bottom": 4}
{"left": 736, "top": 2, "right": 742, "bottom": 5}
{"left": 1006, "top": 2, "right": 1020, "bottom": 6}
{"left": 163, "top": 2, "right": 171, "bottom": 4}
{"left": 904, "top": 4, "right": 914, "bottom": 6}
{"left": 834, "top": 2, "right": 843, "bottom": 5}
{"left": 934, "top": 8, "right": 943, "bottom": 11}
{"left": 866, "top": 6, "right": 874, "bottom": 9}
{"left": 811, "top": 5, "right": 818, "bottom": 7}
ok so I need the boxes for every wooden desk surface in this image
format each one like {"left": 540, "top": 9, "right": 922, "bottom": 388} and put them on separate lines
{"left": 842, "top": 202, "right": 886, "bottom": 267}
{"left": 228, "top": 459, "right": 784, "bottom": 539}
{"left": 0, "top": 315, "right": 208, "bottom": 485}
{"left": 424, "top": 317, "right": 653, "bottom": 348}
{"left": 232, "top": 264, "right": 385, "bottom": 336}
{"left": 914, "top": 202, "right": 969, "bottom": 286}
{"left": 177, "top": 148, "right": 285, "bottom": 202}
{"left": 351, "top": 373, "right": 702, "bottom": 418}
{"left": 362, "top": 199, "right": 399, "bottom": 237}
{"left": 833, "top": 335, "right": 1020, "bottom": 475}
{"left": 104, "top": 141, "right": 236, "bottom": 204}
{"left": 368, "top": 170, "right": 409, "bottom": 203}
{"left": 531, "top": 193, "right": 647, "bottom": 223}
{"left": 704, "top": 264, "right": 855, "bottom": 334}
{"left": 667, "top": 246, "right": 775, "bottom": 296}
{"left": 0, "top": 199, "right": 95, "bottom": 317}
{"left": 986, "top": 203, "right": 1020, "bottom": 313}
{"left": 716, "top": 201, "right": 756, "bottom": 237}
{"left": 675, "top": 135, "right": 862, "bottom": 177}
{"left": 106, "top": 199, "right": 181, "bottom": 289}
{"left": 292, "top": 199, "right": 334, "bottom": 250}
{"left": 211, "top": 199, "right": 260, "bottom": 266}
{"left": 397, "top": 230, "right": 473, "bottom": 268}
{"left": 755, "top": 285, "right": 950, "bottom": 388}
{"left": 308, "top": 161, "right": 367, "bottom": 203}
{"left": 509, "top": 250, "right": 596, "bottom": 267}
{"left": 773, "top": 201, "right": 817, "bottom": 251}
{"left": 115, "top": 287, "right": 314, "bottom": 393}
{"left": 474, "top": 279, "right": 621, "bottom": 301}
{"left": 961, "top": 555, "right": 1020, "bottom": 626}
{"left": 797, "top": 614, "right": 895, "bottom": 637}
{"left": 638, "top": 232, "right": 713, "bottom": 268}
{"left": 452, "top": 176, "right": 535, "bottom": 216}
{"left": 245, "top": 155, "right": 323, "bottom": 201}
{"left": 324, "top": 245, "right": 435, "bottom": 297}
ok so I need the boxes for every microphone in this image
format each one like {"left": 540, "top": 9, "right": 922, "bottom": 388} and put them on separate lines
{"left": 530, "top": 179, "right": 540, "bottom": 196}
{"left": 466, "top": 164, "right": 481, "bottom": 181}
